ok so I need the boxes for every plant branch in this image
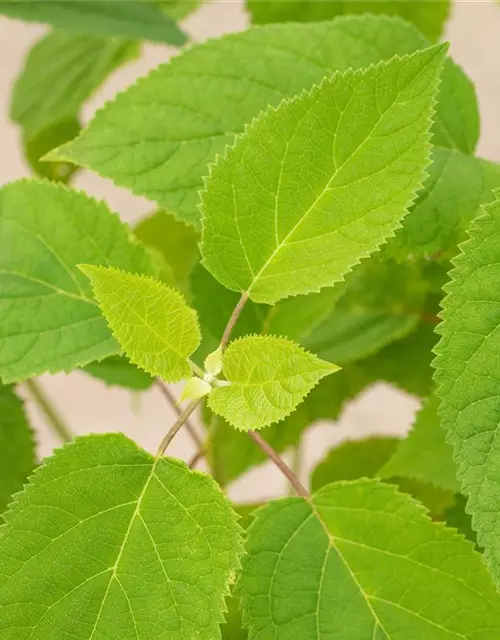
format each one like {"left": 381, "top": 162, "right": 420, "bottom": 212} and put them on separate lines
{"left": 188, "top": 447, "right": 206, "bottom": 469}
{"left": 156, "top": 398, "right": 202, "bottom": 458}
{"left": 220, "top": 292, "right": 248, "bottom": 349}
{"left": 25, "top": 378, "right": 72, "bottom": 443}
{"left": 248, "top": 430, "right": 309, "bottom": 498}
{"left": 155, "top": 379, "right": 203, "bottom": 449}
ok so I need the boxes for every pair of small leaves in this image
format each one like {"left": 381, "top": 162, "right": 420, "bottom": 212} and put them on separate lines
{"left": 85, "top": 263, "right": 339, "bottom": 430}
{"left": 0, "top": 434, "right": 242, "bottom": 639}
{"left": 49, "top": 15, "right": 475, "bottom": 226}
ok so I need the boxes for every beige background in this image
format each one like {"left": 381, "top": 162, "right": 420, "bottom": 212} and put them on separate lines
{"left": 1, "top": 0, "right": 499, "bottom": 502}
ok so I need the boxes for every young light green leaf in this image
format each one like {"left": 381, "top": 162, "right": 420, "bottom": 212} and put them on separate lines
{"left": 0, "top": 433, "right": 242, "bottom": 639}
{"left": 82, "top": 355, "right": 154, "bottom": 391}
{"left": 201, "top": 45, "right": 446, "bottom": 304}
{"left": 380, "top": 396, "right": 459, "bottom": 491}
{"left": 0, "top": 1, "right": 186, "bottom": 45}
{"left": 208, "top": 336, "right": 339, "bottom": 431}
{"left": 435, "top": 198, "right": 500, "bottom": 585}
{"left": 205, "top": 347, "right": 223, "bottom": 376}
{"left": 239, "top": 480, "right": 500, "bottom": 639}
{"left": 304, "top": 260, "right": 428, "bottom": 365}
{"left": 134, "top": 210, "right": 200, "bottom": 293}
{"left": 12, "top": 31, "right": 138, "bottom": 140}
{"left": 0, "top": 180, "right": 154, "bottom": 383}
{"left": 179, "top": 377, "right": 212, "bottom": 403}
{"left": 246, "top": 0, "right": 450, "bottom": 42}
{"left": 0, "top": 386, "right": 35, "bottom": 516}
{"left": 81, "top": 266, "right": 201, "bottom": 382}
{"left": 49, "top": 16, "right": 473, "bottom": 225}
{"left": 388, "top": 148, "right": 500, "bottom": 260}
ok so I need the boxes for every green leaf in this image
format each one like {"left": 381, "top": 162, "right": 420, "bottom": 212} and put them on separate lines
{"left": 82, "top": 266, "right": 201, "bottom": 382}
{"left": 246, "top": 0, "right": 450, "bottom": 42}
{"left": 12, "top": 31, "right": 138, "bottom": 140}
{"left": 0, "top": 386, "right": 35, "bottom": 516}
{"left": 201, "top": 45, "right": 446, "bottom": 304}
{"left": 49, "top": 16, "right": 473, "bottom": 225}
{"left": 23, "top": 117, "right": 81, "bottom": 183}
{"left": 221, "top": 594, "right": 247, "bottom": 640}
{"left": 0, "top": 1, "right": 186, "bottom": 45}
{"left": 134, "top": 210, "right": 200, "bottom": 292}
{"left": 435, "top": 198, "right": 500, "bottom": 585}
{"left": 0, "top": 180, "right": 154, "bottom": 383}
{"left": 304, "top": 260, "right": 428, "bottom": 365}
{"left": 443, "top": 495, "right": 478, "bottom": 548}
{"left": 311, "top": 437, "right": 399, "bottom": 492}
{"left": 310, "top": 436, "right": 454, "bottom": 515}
{"left": 240, "top": 480, "right": 500, "bottom": 639}
{"left": 208, "top": 336, "right": 339, "bottom": 431}
{"left": 207, "top": 367, "right": 368, "bottom": 485}
{"left": 82, "top": 355, "right": 154, "bottom": 391}
{"left": 388, "top": 148, "right": 500, "bottom": 260}
{"left": 380, "top": 396, "right": 459, "bottom": 492}
{"left": 0, "top": 433, "right": 242, "bottom": 639}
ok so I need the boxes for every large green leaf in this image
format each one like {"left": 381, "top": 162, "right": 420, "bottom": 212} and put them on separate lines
{"left": 246, "top": 0, "right": 450, "bottom": 42}
{"left": 380, "top": 396, "right": 458, "bottom": 492}
{"left": 202, "top": 45, "right": 445, "bottom": 304}
{"left": 0, "top": 1, "right": 186, "bottom": 45}
{"left": 0, "top": 181, "right": 153, "bottom": 383}
{"left": 239, "top": 480, "right": 500, "bottom": 638}
{"left": 208, "top": 336, "right": 338, "bottom": 431}
{"left": 435, "top": 198, "right": 500, "bottom": 585}
{"left": 0, "top": 386, "right": 35, "bottom": 516}
{"left": 12, "top": 31, "right": 138, "bottom": 140}
{"left": 388, "top": 148, "right": 500, "bottom": 260}
{"left": 82, "top": 266, "right": 201, "bottom": 382}
{"left": 0, "top": 434, "right": 242, "bottom": 639}
{"left": 304, "top": 260, "right": 427, "bottom": 365}
{"left": 49, "top": 16, "right": 473, "bottom": 225}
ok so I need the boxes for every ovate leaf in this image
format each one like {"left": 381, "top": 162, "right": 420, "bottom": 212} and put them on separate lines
{"left": 304, "top": 260, "right": 428, "bottom": 365}
{"left": 240, "top": 480, "right": 500, "bottom": 639}
{"left": 12, "top": 31, "right": 138, "bottom": 140}
{"left": 134, "top": 210, "right": 199, "bottom": 292}
{"left": 246, "top": 0, "right": 450, "bottom": 42}
{"left": 201, "top": 45, "right": 446, "bottom": 304}
{"left": 0, "top": 180, "right": 154, "bottom": 383}
{"left": 380, "top": 396, "right": 459, "bottom": 491}
{"left": 208, "top": 336, "right": 339, "bottom": 431}
{"left": 388, "top": 148, "right": 500, "bottom": 260}
{"left": 49, "top": 16, "right": 472, "bottom": 224}
{"left": 82, "top": 266, "right": 201, "bottom": 382}
{"left": 82, "top": 355, "right": 154, "bottom": 391}
{"left": 0, "top": 434, "right": 242, "bottom": 639}
{"left": 435, "top": 199, "right": 500, "bottom": 584}
{"left": 0, "top": 386, "right": 35, "bottom": 515}
{"left": 0, "top": 1, "right": 186, "bottom": 45}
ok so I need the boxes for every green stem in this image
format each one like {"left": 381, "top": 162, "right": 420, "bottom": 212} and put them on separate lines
{"left": 156, "top": 398, "right": 202, "bottom": 458}
{"left": 289, "top": 440, "right": 303, "bottom": 495}
{"left": 25, "top": 378, "right": 72, "bottom": 443}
